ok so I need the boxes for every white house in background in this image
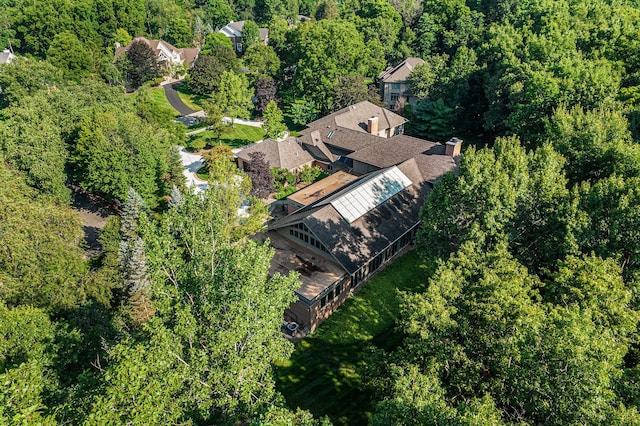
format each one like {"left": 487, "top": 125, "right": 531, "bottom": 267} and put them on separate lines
{"left": 218, "top": 21, "right": 269, "bottom": 52}
{"left": 0, "top": 49, "right": 16, "bottom": 65}
{"left": 114, "top": 37, "right": 199, "bottom": 73}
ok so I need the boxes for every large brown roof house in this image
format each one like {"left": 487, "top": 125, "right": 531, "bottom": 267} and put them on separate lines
{"left": 294, "top": 101, "right": 408, "bottom": 172}
{"left": 266, "top": 138, "right": 461, "bottom": 333}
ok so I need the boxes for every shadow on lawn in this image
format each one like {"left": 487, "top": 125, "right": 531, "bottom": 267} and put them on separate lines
{"left": 276, "top": 339, "right": 374, "bottom": 426}
{"left": 223, "top": 138, "right": 256, "bottom": 149}
{"left": 175, "top": 81, "right": 209, "bottom": 108}
{"left": 275, "top": 251, "right": 433, "bottom": 425}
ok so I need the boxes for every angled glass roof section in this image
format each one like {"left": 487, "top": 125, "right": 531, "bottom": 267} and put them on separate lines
{"left": 330, "top": 166, "right": 412, "bottom": 223}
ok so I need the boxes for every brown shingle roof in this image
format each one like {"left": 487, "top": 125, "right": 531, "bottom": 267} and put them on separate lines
{"left": 313, "top": 127, "right": 382, "bottom": 154}
{"left": 303, "top": 101, "right": 406, "bottom": 137}
{"left": 348, "top": 135, "right": 445, "bottom": 169}
{"left": 270, "top": 168, "right": 424, "bottom": 274}
{"left": 378, "top": 57, "right": 425, "bottom": 83}
{"left": 296, "top": 131, "right": 336, "bottom": 162}
{"left": 400, "top": 153, "right": 457, "bottom": 184}
{"left": 236, "top": 138, "right": 313, "bottom": 170}
{"left": 269, "top": 145, "right": 458, "bottom": 275}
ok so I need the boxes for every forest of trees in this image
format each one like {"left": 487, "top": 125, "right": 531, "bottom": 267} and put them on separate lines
{"left": 3, "top": 0, "right": 640, "bottom": 424}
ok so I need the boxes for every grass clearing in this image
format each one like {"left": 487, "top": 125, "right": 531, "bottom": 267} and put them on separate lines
{"left": 187, "top": 124, "right": 266, "bottom": 150}
{"left": 125, "top": 87, "right": 181, "bottom": 121}
{"left": 147, "top": 87, "right": 180, "bottom": 119}
{"left": 275, "top": 250, "right": 432, "bottom": 425}
{"left": 175, "top": 81, "right": 208, "bottom": 111}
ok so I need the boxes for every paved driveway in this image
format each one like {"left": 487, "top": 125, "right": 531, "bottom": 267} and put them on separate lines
{"left": 164, "top": 82, "right": 199, "bottom": 116}
{"left": 179, "top": 148, "right": 209, "bottom": 193}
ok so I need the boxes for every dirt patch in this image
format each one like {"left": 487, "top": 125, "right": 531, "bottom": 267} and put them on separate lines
{"left": 71, "top": 186, "right": 116, "bottom": 256}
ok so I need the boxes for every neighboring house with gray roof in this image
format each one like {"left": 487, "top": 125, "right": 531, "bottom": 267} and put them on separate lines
{"left": 266, "top": 141, "right": 459, "bottom": 332}
{"left": 218, "top": 21, "right": 269, "bottom": 52}
{"left": 378, "top": 57, "right": 424, "bottom": 110}
{"left": 236, "top": 138, "right": 314, "bottom": 172}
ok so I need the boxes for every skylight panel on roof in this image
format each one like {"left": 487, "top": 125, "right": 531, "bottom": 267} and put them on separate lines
{"left": 330, "top": 167, "right": 412, "bottom": 223}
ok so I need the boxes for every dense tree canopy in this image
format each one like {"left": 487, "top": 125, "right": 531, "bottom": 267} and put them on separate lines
{"left": 3, "top": 0, "right": 640, "bottom": 423}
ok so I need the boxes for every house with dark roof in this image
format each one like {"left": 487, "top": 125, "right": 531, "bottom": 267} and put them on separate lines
{"left": 233, "top": 102, "right": 408, "bottom": 176}
{"left": 294, "top": 101, "right": 408, "bottom": 172}
{"left": 236, "top": 138, "right": 314, "bottom": 172}
{"left": 218, "top": 21, "right": 269, "bottom": 52}
{"left": 265, "top": 142, "right": 459, "bottom": 332}
{"left": 114, "top": 37, "right": 199, "bottom": 75}
{"left": 378, "top": 57, "right": 424, "bottom": 110}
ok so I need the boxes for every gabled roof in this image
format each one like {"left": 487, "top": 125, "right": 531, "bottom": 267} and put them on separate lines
{"left": 304, "top": 101, "right": 406, "bottom": 136}
{"left": 296, "top": 131, "right": 336, "bottom": 162}
{"left": 378, "top": 57, "right": 425, "bottom": 83}
{"left": 270, "top": 152, "right": 457, "bottom": 275}
{"left": 329, "top": 166, "right": 413, "bottom": 223}
{"left": 114, "top": 37, "right": 199, "bottom": 66}
{"left": 236, "top": 138, "right": 313, "bottom": 170}
{"left": 0, "top": 49, "right": 16, "bottom": 65}
{"left": 347, "top": 135, "right": 445, "bottom": 169}
{"left": 399, "top": 153, "right": 457, "bottom": 184}
{"left": 219, "top": 21, "right": 269, "bottom": 42}
{"left": 271, "top": 169, "right": 423, "bottom": 274}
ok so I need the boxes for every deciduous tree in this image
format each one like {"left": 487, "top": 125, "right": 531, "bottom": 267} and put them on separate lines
{"left": 247, "top": 152, "right": 274, "bottom": 198}
{"left": 213, "top": 71, "right": 254, "bottom": 127}
{"left": 262, "top": 100, "right": 286, "bottom": 139}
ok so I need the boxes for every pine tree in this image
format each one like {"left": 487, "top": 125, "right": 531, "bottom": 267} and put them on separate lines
{"left": 121, "top": 187, "right": 145, "bottom": 236}
{"left": 169, "top": 185, "right": 183, "bottom": 208}
{"left": 126, "top": 39, "right": 161, "bottom": 89}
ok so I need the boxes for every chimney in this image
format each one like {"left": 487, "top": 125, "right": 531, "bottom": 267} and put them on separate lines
{"left": 367, "top": 116, "right": 379, "bottom": 135}
{"left": 445, "top": 137, "right": 463, "bottom": 157}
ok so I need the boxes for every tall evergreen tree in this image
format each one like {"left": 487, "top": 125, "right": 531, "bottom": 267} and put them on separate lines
{"left": 126, "top": 39, "right": 161, "bottom": 89}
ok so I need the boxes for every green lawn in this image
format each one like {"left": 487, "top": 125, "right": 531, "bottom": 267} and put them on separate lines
{"left": 187, "top": 124, "right": 266, "bottom": 150}
{"left": 148, "top": 87, "right": 180, "bottom": 118}
{"left": 175, "top": 81, "right": 208, "bottom": 111}
{"left": 125, "top": 87, "right": 181, "bottom": 121}
{"left": 275, "top": 250, "right": 433, "bottom": 425}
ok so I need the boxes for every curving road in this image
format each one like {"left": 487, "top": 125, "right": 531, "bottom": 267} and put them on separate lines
{"left": 163, "top": 82, "right": 199, "bottom": 116}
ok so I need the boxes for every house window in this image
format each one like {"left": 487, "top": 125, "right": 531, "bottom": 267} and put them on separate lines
{"left": 335, "top": 283, "right": 342, "bottom": 296}
{"left": 391, "top": 83, "right": 401, "bottom": 91}
{"left": 320, "top": 295, "right": 327, "bottom": 308}
{"left": 236, "top": 42, "right": 242, "bottom": 52}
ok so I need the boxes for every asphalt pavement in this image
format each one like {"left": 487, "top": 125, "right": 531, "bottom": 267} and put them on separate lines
{"left": 164, "top": 82, "right": 199, "bottom": 116}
